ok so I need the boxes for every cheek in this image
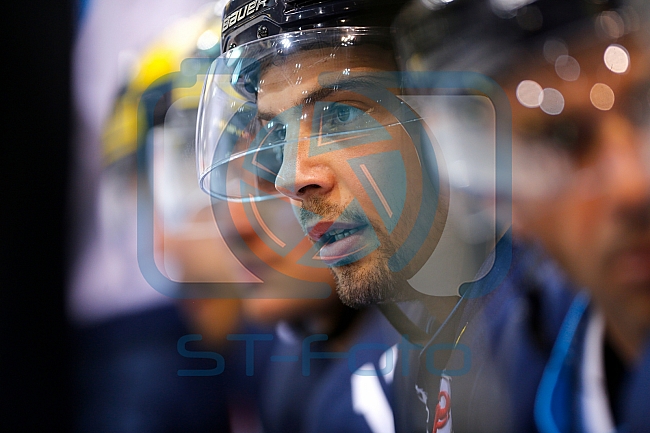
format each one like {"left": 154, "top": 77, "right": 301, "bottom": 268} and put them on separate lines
{"left": 556, "top": 199, "right": 601, "bottom": 254}
{"left": 343, "top": 140, "right": 421, "bottom": 229}
{"left": 527, "top": 194, "right": 608, "bottom": 284}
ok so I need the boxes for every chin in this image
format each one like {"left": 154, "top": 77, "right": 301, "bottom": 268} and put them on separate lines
{"left": 331, "top": 257, "right": 398, "bottom": 308}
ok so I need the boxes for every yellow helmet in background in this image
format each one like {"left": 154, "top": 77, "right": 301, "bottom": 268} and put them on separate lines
{"left": 102, "top": 2, "right": 224, "bottom": 166}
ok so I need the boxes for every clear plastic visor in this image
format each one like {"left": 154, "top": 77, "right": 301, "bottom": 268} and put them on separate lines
{"left": 193, "top": 27, "right": 508, "bottom": 298}
{"left": 196, "top": 28, "right": 415, "bottom": 201}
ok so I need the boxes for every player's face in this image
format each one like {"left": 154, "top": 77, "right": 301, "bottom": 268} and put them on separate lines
{"left": 510, "top": 40, "right": 650, "bottom": 358}
{"left": 256, "top": 46, "right": 429, "bottom": 307}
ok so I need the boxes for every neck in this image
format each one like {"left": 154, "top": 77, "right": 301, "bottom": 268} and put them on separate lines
{"left": 421, "top": 295, "right": 461, "bottom": 323}
{"left": 402, "top": 283, "right": 460, "bottom": 324}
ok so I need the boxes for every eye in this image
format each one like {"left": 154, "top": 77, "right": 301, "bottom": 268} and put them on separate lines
{"left": 518, "top": 115, "right": 595, "bottom": 160}
{"left": 621, "top": 80, "right": 650, "bottom": 128}
{"left": 335, "top": 104, "right": 352, "bottom": 122}
{"left": 264, "top": 121, "right": 287, "bottom": 145}
{"left": 272, "top": 124, "right": 287, "bottom": 142}
{"left": 332, "top": 103, "right": 361, "bottom": 124}
{"left": 319, "top": 102, "right": 366, "bottom": 135}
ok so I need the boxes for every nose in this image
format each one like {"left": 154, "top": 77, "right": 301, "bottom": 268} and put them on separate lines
{"left": 274, "top": 121, "right": 337, "bottom": 202}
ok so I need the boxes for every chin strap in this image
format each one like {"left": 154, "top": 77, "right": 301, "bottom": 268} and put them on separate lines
{"left": 378, "top": 302, "right": 435, "bottom": 347}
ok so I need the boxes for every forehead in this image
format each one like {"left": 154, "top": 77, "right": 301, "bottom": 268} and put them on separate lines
{"left": 256, "top": 45, "right": 397, "bottom": 113}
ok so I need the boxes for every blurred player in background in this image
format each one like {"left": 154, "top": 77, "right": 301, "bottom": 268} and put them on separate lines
{"left": 69, "top": 2, "right": 266, "bottom": 431}
{"left": 395, "top": 0, "right": 650, "bottom": 431}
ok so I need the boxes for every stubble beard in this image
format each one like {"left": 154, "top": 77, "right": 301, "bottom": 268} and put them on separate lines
{"left": 331, "top": 250, "right": 403, "bottom": 308}
{"left": 297, "top": 197, "right": 405, "bottom": 308}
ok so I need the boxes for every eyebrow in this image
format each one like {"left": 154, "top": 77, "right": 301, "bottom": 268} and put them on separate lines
{"left": 257, "top": 87, "right": 334, "bottom": 121}
{"left": 256, "top": 76, "right": 391, "bottom": 122}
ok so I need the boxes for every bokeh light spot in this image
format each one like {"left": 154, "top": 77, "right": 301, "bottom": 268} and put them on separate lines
{"left": 590, "top": 83, "right": 615, "bottom": 111}
{"left": 543, "top": 38, "right": 568, "bottom": 64}
{"left": 197, "top": 29, "right": 220, "bottom": 51}
{"left": 540, "top": 88, "right": 564, "bottom": 115}
{"left": 516, "top": 80, "right": 543, "bottom": 108}
{"left": 604, "top": 44, "right": 630, "bottom": 73}
{"left": 555, "top": 55, "right": 580, "bottom": 81}
{"left": 596, "top": 11, "right": 625, "bottom": 39}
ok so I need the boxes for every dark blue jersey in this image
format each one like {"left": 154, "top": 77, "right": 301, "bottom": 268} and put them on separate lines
{"left": 391, "top": 237, "right": 576, "bottom": 433}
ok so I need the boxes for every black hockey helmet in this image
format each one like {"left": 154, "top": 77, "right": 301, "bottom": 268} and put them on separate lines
{"left": 220, "top": 0, "right": 406, "bottom": 54}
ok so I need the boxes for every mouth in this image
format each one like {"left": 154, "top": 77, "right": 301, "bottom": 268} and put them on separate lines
{"left": 310, "top": 223, "right": 362, "bottom": 243}
{"left": 305, "top": 221, "right": 377, "bottom": 266}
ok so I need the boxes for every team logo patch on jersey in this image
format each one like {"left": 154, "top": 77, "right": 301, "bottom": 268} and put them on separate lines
{"left": 433, "top": 375, "right": 452, "bottom": 433}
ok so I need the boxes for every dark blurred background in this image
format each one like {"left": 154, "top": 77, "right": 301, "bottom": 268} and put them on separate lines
{"left": 3, "top": 1, "right": 73, "bottom": 431}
